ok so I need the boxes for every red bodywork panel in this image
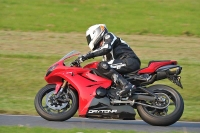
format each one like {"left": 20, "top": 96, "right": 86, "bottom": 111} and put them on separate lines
{"left": 83, "top": 61, "right": 99, "bottom": 69}
{"left": 44, "top": 59, "right": 177, "bottom": 117}
{"left": 45, "top": 61, "right": 111, "bottom": 117}
{"left": 138, "top": 60, "right": 177, "bottom": 74}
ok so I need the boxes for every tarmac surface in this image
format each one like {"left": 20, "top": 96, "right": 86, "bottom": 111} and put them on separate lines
{"left": 0, "top": 114, "right": 200, "bottom": 133}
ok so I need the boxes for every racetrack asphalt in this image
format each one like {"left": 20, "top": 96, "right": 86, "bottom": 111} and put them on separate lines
{"left": 0, "top": 114, "right": 200, "bottom": 133}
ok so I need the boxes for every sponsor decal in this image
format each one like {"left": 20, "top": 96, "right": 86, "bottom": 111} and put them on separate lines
{"left": 88, "top": 110, "right": 117, "bottom": 113}
{"left": 111, "top": 63, "right": 126, "bottom": 69}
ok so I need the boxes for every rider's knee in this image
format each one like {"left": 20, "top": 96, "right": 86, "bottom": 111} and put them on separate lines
{"left": 97, "top": 61, "right": 110, "bottom": 73}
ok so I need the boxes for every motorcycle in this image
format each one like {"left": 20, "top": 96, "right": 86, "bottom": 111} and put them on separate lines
{"left": 34, "top": 50, "right": 184, "bottom": 126}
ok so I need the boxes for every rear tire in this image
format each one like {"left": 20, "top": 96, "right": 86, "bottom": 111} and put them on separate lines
{"left": 137, "top": 84, "right": 184, "bottom": 126}
{"left": 34, "top": 84, "right": 78, "bottom": 121}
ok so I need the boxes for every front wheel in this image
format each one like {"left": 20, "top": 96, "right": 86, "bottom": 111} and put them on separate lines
{"left": 137, "top": 84, "right": 184, "bottom": 126}
{"left": 34, "top": 84, "right": 78, "bottom": 121}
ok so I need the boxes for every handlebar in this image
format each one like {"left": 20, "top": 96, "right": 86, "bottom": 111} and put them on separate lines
{"left": 70, "top": 59, "right": 81, "bottom": 67}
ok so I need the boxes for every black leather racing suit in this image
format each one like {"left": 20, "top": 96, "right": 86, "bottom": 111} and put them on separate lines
{"left": 84, "top": 32, "right": 141, "bottom": 96}
{"left": 86, "top": 32, "right": 141, "bottom": 74}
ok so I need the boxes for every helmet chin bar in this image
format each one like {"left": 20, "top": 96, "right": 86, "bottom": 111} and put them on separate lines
{"left": 89, "top": 43, "right": 94, "bottom": 50}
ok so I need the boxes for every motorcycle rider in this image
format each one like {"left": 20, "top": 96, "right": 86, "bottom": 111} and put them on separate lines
{"left": 75, "top": 24, "right": 141, "bottom": 97}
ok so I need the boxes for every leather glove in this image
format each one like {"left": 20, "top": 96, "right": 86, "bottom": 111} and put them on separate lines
{"left": 77, "top": 55, "right": 87, "bottom": 63}
{"left": 71, "top": 52, "right": 94, "bottom": 67}
{"left": 70, "top": 60, "right": 80, "bottom": 67}
{"left": 77, "top": 52, "right": 94, "bottom": 63}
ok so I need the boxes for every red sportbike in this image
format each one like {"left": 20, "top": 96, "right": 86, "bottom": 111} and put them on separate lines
{"left": 34, "top": 50, "right": 184, "bottom": 126}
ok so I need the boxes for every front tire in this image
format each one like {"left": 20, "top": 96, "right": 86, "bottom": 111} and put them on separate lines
{"left": 34, "top": 84, "right": 78, "bottom": 121}
{"left": 137, "top": 84, "right": 184, "bottom": 126}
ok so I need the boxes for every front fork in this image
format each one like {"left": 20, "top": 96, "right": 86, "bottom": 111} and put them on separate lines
{"left": 55, "top": 80, "right": 69, "bottom": 102}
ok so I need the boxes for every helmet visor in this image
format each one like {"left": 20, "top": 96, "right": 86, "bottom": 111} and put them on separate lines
{"left": 86, "top": 35, "right": 91, "bottom": 45}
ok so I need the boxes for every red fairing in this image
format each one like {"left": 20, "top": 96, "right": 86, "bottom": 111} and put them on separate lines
{"left": 45, "top": 60, "right": 112, "bottom": 117}
{"left": 83, "top": 61, "right": 99, "bottom": 69}
{"left": 138, "top": 60, "right": 177, "bottom": 74}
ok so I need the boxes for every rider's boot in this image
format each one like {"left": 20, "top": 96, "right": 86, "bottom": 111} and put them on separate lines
{"left": 111, "top": 73, "right": 136, "bottom": 97}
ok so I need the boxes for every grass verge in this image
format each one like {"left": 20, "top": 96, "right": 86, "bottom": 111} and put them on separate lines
{"left": 0, "top": 0, "right": 200, "bottom": 36}
{"left": 0, "top": 126, "right": 188, "bottom": 133}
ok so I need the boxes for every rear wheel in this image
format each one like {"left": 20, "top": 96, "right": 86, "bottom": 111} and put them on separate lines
{"left": 34, "top": 84, "right": 78, "bottom": 121}
{"left": 137, "top": 84, "right": 184, "bottom": 126}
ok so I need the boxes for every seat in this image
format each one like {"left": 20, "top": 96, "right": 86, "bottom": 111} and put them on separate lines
{"left": 138, "top": 60, "right": 177, "bottom": 74}
{"left": 148, "top": 60, "right": 171, "bottom": 66}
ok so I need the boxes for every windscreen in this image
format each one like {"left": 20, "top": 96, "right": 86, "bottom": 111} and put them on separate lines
{"left": 59, "top": 50, "right": 80, "bottom": 61}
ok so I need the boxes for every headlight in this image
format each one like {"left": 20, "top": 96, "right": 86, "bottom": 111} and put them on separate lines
{"left": 46, "top": 64, "right": 58, "bottom": 76}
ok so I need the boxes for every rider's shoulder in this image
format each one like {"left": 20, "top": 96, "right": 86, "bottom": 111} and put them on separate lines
{"left": 104, "top": 32, "right": 117, "bottom": 40}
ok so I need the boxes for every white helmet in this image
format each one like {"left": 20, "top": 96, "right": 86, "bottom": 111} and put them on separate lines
{"left": 86, "top": 24, "right": 108, "bottom": 50}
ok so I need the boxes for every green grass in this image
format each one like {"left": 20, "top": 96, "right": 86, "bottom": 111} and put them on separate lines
{"left": 0, "top": 0, "right": 200, "bottom": 36}
{"left": 0, "top": 31, "right": 200, "bottom": 121}
{"left": 0, "top": 126, "right": 189, "bottom": 133}
{"left": 1, "top": 126, "right": 138, "bottom": 133}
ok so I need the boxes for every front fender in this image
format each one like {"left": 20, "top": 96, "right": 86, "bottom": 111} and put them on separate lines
{"left": 45, "top": 72, "right": 75, "bottom": 94}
